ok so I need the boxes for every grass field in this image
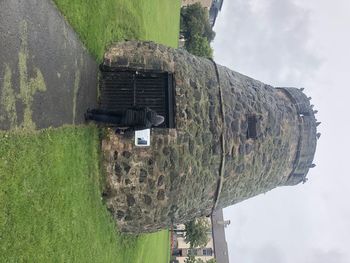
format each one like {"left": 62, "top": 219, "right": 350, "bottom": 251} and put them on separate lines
{"left": 0, "top": 127, "right": 170, "bottom": 262}
{"left": 126, "top": 231, "right": 171, "bottom": 263}
{"left": 53, "top": 0, "right": 181, "bottom": 61}
{"left": 1, "top": 0, "right": 180, "bottom": 262}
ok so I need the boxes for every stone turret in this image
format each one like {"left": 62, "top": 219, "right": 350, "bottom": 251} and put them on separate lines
{"left": 101, "top": 41, "right": 318, "bottom": 233}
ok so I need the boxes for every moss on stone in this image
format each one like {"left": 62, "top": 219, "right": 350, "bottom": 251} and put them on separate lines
{"left": 17, "top": 20, "right": 47, "bottom": 130}
{"left": 0, "top": 65, "right": 17, "bottom": 127}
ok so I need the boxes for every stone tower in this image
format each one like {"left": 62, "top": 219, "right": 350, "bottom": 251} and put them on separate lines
{"left": 100, "top": 41, "right": 318, "bottom": 233}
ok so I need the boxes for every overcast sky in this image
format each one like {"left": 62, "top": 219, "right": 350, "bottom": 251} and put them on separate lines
{"left": 212, "top": 0, "right": 350, "bottom": 262}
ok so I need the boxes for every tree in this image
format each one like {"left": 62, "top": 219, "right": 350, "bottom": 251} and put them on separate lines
{"left": 184, "top": 218, "right": 210, "bottom": 248}
{"left": 181, "top": 3, "right": 205, "bottom": 35}
{"left": 180, "top": 3, "right": 215, "bottom": 58}
{"left": 185, "top": 34, "right": 213, "bottom": 58}
{"left": 184, "top": 255, "right": 197, "bottom": 263}
{"left": 180, "top": 3, "right": 215, "bottom": 41}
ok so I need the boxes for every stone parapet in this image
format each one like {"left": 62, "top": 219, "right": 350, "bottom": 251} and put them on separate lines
{"left": 277, "top": 87, "right": 318, "bottom": 185}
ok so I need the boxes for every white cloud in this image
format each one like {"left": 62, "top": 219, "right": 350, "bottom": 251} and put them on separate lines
{"left": 214, "top": 0, "right": 350, "bottom": 262}
{"left": 212, "top": 0, "right": 321, "bottom": 87}
{"left": 305, "top": 249, "right": 348, "bottom": 263}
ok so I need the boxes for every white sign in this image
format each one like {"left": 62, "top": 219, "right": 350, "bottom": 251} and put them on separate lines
{"left": 135, "top": 129, "right": 151, "bottom": 147}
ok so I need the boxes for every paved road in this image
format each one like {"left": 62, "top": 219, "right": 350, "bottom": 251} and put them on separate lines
{"left": 0, "top": 0, "right": 98, "bottom": 130}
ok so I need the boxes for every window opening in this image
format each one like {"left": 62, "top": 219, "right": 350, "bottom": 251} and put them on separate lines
{"left": 203, "top": 248, "right": 213, "bottom": 256}
{"left": 247, "top": 115, "right": 258, "bottom": 139}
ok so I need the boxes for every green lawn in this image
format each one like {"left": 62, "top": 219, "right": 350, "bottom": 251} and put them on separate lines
{"left": 53, "top": 0, "right": 181, "bottom": 61}
{"left": 124, "top": 230, "right": 171, "bottom": 263}
{"left": 1, "top": 0, "right": 180, "bottom": 262}
{"left": 0, "top": 127, "right": 170, "bottom": 262}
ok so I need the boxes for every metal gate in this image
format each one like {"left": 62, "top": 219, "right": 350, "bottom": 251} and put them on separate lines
{"left": 99, "top": 67, "right": 175, "bottom": 128}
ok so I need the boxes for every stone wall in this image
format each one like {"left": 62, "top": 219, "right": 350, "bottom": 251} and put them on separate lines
{"left": 215, "top": 69, "right": 301, "bottom": 209}
{"left": 102, "top": 41, "right": 222, "bottom": 233}
{"left": 101, "top": 41, "right": 318, "bottom": 233}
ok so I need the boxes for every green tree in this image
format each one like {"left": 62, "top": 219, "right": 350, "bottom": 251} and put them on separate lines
{"left": 181, "top": 3, "right": 205, "bottom": 35}
{"left": 180, "top": 3, "right": 215, "bottom": 58}
{"left": 184, "top": 255, "right": 197, "bottom": 263}
{"left": 185, "top": 34, "right": 213, "bottom": 58}
{"left": 184, "top": 218, "right": 210, "bottom": 248}
{"left": 203, "top": 22, "right": 216, "bottom": 42}
{"left": 180, "top": 3, "right": 215, "bottom": 41}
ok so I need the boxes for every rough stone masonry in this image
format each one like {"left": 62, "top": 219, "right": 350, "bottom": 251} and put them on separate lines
{"left": 100, "top": 41, "right": 318, "bottom": 233}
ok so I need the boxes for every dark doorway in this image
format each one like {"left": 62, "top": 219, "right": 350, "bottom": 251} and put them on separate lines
{"left": 99, "top": 66, "right": 175, "bottom": 128}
